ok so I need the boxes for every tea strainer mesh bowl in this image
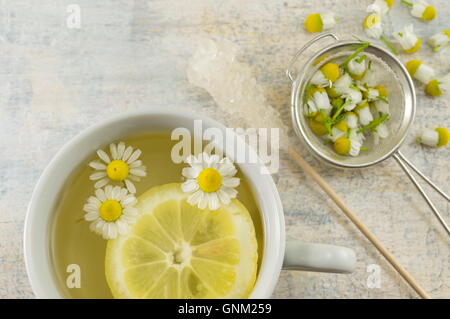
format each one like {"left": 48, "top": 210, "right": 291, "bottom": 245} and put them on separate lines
{"left": 287, "top": 33, "right": 450, "bottom": 236}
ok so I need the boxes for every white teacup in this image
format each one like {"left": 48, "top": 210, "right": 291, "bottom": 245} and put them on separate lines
{"left": 24, "top": 110, "right": 356, "bottom": 298}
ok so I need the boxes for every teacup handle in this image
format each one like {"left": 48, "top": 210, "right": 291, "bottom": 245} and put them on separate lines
{"left": 283, "top": 241, "right": 356, "bottom": 274}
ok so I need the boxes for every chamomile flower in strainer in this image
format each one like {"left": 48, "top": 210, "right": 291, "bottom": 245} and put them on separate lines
{"left": 310, "top": 63, "right": 340, "bottom": 88}
{"left": 181, "top": 152, "right": 240, "bottom": 210}
{"left": 425, "top": 74, "right": 450, "bottom": 97}
{"left": 417, "top": 128, "right": 449, "bottom": 147}
{"left": 406, "top": 60, "right": 435, "bottom": 85}
{"left": 333, "top": 135, "right": 362, "bottom": 157}
{"left": 347, "top": 55, "right": 368, "bottom": 80}
{"left": 363, "top": 13, "right": 383, "bottom": 39}
{"left": 428, "top": 30, "right": 450, "bottom": 52}
{"left": 345, "top": 112, "right": 359, "bottom": 129}
{"left": 89, "top": 142, "right": 146, "bottom": 194}
{"left": 393, "top": 25, "right": 421, "bottom": 53}
{"left": 333, "top": 73, "right": 354, "bottom": 95}
{"left": 83, "top": 185, "right": 138, "bottom": 239}
{"left": 304, "top": 13, "right": 338, "bottom": 33}
{"left": 305, "top": 87, "right": 332, "bottom": 115}
{"left": 327, "top": 120, "right": 348, "bottom": 142}
{"left": 354, "top": 101, "right": 374, "bottom": 126}
{"left": 367, "top": 0, "right": 395, "bottom": 15}
{"left": 401, "top": 0, "right": 436, "bottom": 21}
{"left": 342, "top": 87, "right": 363, "bottom": 111}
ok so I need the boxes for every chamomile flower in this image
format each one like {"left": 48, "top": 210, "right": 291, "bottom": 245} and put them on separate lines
{"left": 83, "top": 185, "right": 138, "bottom": 239}
{"left": 305, "top": 87, "right": 332, "bottom": 115}
{"left": 416, "top": 128, "right": 449, "bottom": 147}
{"left": 181, "top": 153, "right": 240, "bottom": 210}
{"left": 333, "top": 73, "right": 354, "bottom": 95}
{"left": 428, "top": 30, "right": 450, "bottom": 52}
{"left": 347, "top": 55, "right": 368, "bottom": 80}
{"left": 304, "top": 12, "right": 338, "bottom": 33}
{"left": 89, "top": 142, "right": 146, "bottom": 194}
{"left": 309, "top": 113, "right": 330, "bottom": 136}
{"left": 374, "top": 100, "right": 390, "bottom": 115}
{"left": 406, "top": 60, "right": 435, "bottom": 84}
{"left": 345, "top": 112, "right": 359, "bottom": 129}
{"left": 425, "top": 74, "right": 450, "bottom": 97}
{"left": 401, "top": 0, "right": 436, "bottom": 21}
{"left": 363, "top": 87, "right": 380, "bottom": 101}
{"left": 310, "top": 63, "right": 340, "bottom": 87}
{"left": 393, "top": 24, "right": 421, "bottom": 53}
{"left": 333, "top": 134, "right": 362, "bottom": 157}
{"left": 342, "top": 87, "right": 363, "bottom": 111}
{"left": 363, "top": 13, "right": 383, "bottom": 39}
{"left": 327, "top": 120, "right": 348, "bottom": 142}
{"left": 349, "top": 130, "right": 365, "bottom": 156}
{"left": 367, "top": 0, "right": 395, "bottom": 15}
{"left": 354, "top": 101, "right": 373, "bottom": 125}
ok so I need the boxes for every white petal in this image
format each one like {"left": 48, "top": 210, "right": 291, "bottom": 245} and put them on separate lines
{"left": 217, "top": 188, "right": 231, "bottom": 205}
{"left": 127, "top": 149, "right": 142, "bottom": 164}
{"left": 121, "top": 194, "right": 137, "bottom": 207}
{"left": 128, "top": 175, "right": 141, "bottom": 182}
{"left": 89, "top": 171, "right": 107, "bottom": 181}
{"left": 129, "top": 160, "right": 143, "bottom": 168}
{"left": 117, "top": 187, "right": 128, "bottom": 201}
{"left": 89, "top": 161, "right": 106, "bottom": 170}
{"left": 188, "top": 190, "right": 203, "bottom": 207}
{"left": 95, "top": 188, "right": 106, "bottom": 202}
{"left": 207, "top": 193, "right": 220, "bottom": 210}
{"left": 122, "top": 146, "right": 133, "bottom": 162}
{"left": 222, "top": 187, "right": 238, "bottom": 199}
{"left": 181, "top": 179, "right": 199, "bottom": 193}
{"left": 117, "top": 142, "right": 126, "bottom": 159}
{"left": 94, "top": 178, "right": 109, "bottom": 189}
{"left": 116, "top": 220, "right": 128, "bottom": 235}
{"left": 182, "top": 167, "right": 200, "bottom": 179}
{"left": 123, "top": 207, "right": 138, "bottom": 216}
{"left": 222, "top": 177, "right": 240, "bottom": 188}
{"left": 84, "top": 211, "right": 99, "bottom": 221}
{"left": 218, "top": 163, "right": 237, "bottom": 177}
{"left": 87, "top": 196, "right": 101, "bottom": 207}
{"left": 111, "top": 186, "right": 121, "bottom": 200}
{"left": 83, "top": 203, "right": 98, "bottom": 213}
{"left": 109, "top": 223, "right": 118, "bottom": 239}
{"left": 97, "top": 149, "right": 111, "bottom": 164}
{"left": 130, "top": 168, "right": 146, "bottom": 177}
{"left": 104, "top": 185, "right": 113, "bottom": 199}
{"left": 125, "top": 179, "right": 136, "bottom": 194}
{"left": 110, "top": 143, "right": 118, "bottom": 160}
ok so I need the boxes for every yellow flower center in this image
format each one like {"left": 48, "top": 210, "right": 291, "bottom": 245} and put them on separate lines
{"left": 404, "top": 37, "right": 421, "bottom": 53}
{"left": 106, "top": 160, "right": 129, "bottom": 181}
{"left": 435, "top": 128, "right": 449, "bottom": 147}
{"left": 304, "top": 13, "right": 323, "bottom": 33}
{"left": 444, "top": 30, "right": 450, "bottom": 38}
{"left": 334, "top": 137, "right": 351, "bottom": 155}
{"left": 197, "top": 168, "right": 222, "bottom": 193}
{"left": 421, "top": 6, "right": 436, "bottom": 21}
{"left": 384, "top": 0, "right": 394, "bottom": 8}
{"left": 425, "top": 79, "right": 441, "bottom": 97}
{"left": 321, "top": 63, "right": 340, "bottom": 82}
{"left": 363, "top": 14, "right": 379, "bottom": 29}
{"left": 374, "top": 85, "right": 389, "bottom": 97}
{"left": 99, "top": 200, "right": 123, "bottom": 222}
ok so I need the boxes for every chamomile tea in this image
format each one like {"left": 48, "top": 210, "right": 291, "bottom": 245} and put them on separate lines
{"left": 50, "top": 132, "right": 264, "bottom": 298}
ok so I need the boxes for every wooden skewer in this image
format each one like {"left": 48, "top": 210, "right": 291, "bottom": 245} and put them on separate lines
{"left": 288, "top": 146, "right": 431, "bottom": 299}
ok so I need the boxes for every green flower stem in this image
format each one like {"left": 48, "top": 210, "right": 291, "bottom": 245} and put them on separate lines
{"left": 357, "top": 114, "right": 389, "bottom": 134}
{"left": 332, "top": 99, "right": 351, "bottom": 121}
{"left": 381, "top": 35, "right": 399, "bottom": 55}
{"left": 401, "top": 0, "right": 413, "bottom": 7}
{"left": 340, "top": 42, "right": 370, "bottom": 69}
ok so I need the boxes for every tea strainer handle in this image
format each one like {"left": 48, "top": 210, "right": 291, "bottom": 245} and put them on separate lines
{"left": 393, "top": 151, "right": 450, "bottom": 236}
{"left": 286, "top": 32, "right": 339, "bottom": 82}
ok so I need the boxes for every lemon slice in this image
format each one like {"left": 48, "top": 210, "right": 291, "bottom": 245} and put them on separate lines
{"left": 105, "top": 183, "right": 258, "bottom": 299}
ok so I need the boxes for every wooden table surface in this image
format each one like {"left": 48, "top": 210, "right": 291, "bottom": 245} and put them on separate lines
{"left": 0, "top": 0, "right": 448, "bottom": 298}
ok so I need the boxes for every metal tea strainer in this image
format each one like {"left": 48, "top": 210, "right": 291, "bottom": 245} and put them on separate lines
{"left": 287, "top": 33, "right": 450, "bottom": 236}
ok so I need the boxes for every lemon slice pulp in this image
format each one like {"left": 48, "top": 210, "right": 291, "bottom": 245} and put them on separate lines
{"left": 105, "top": 183, "right": 258, "bottom": 299}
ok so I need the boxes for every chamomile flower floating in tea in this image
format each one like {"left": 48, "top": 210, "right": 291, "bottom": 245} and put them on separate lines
{"left": 304, "top": 12, "right": 338, "bottom": 33}
{"left": 83, "top": 185, "right": 138, "bottom": 239}
{"left": 405, "top": 60, "right": 435, "bottom": 84}
{"left": 428, "top": 30, "right": 450, "bottom": 52}
{"left": 310, "top": 63, "right": 340, "bottom": 87}
{"left": 401, "top": 0, "right": 436, "bottom": 21}
{"left": 367, "top": 0, "right": 395, "bottom": 15}
{"left": 425, "top": 74, "right": 450, "bottom": 97}
{"left": 181, "top": 152, "right": 240, "bottom": 210}
{"left": 363, "top": 14, "right": 384, "bottom": 39}
{"left": 89, "top": 142, "right": 146, "bottom": 193}
{"left": 393, "top": 25, "right": 421, "bottom": 53}
{"left": 416, "top": 128, "right": 450, "bottom": 147}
